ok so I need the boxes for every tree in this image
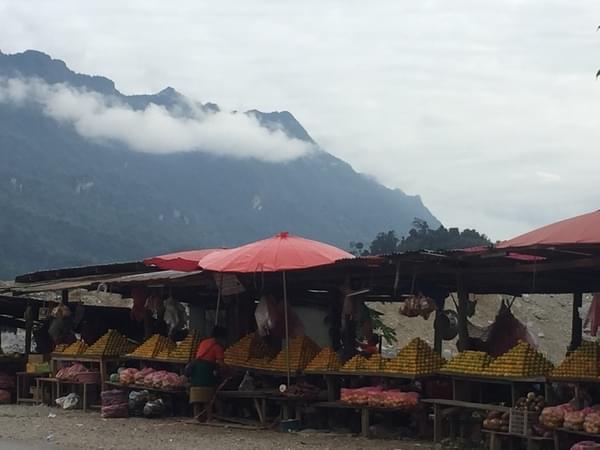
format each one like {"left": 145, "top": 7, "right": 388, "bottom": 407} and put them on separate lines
{"left": 369, "top": 231, "right": 400, "bottom": 255}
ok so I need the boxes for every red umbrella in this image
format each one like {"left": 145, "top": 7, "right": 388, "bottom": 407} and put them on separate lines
{"left": 198, "top": 231, "right": 354, "bottom": 272}
{"left": 199, "top": 232, "right": 354, "bottom": 384}
{"left": 497, "top": 210, "right": 600, "bottom": 249}
{"left": 144, "top": 249, "right": 224, "bottom": 272}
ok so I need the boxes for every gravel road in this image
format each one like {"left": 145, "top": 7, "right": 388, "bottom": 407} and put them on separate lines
{"left": 0, "top": 405, "right": 434, "bottom": 450}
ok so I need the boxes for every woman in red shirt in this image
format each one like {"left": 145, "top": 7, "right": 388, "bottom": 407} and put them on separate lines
{"left": 186, "top": 326, "right": 227, "bottom": 420}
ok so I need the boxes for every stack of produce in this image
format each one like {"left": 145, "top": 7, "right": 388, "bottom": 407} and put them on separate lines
{"left": 483, "top": 411, "right": 510, "bottom": 432}
{"left": 341, "top": 387, "right": 419, "bottom": 409}
{"left": 55, "top": 363, "right": 89, "bottom": 381}
{"left": 116, "top": 367, "right": 138, "bottom": 385}
{"left": 514, "top": 392, "right": 545, "bottom": 413}
{"left": 84, "top": 330, "right": 130, "bottom": 357}
{"left": 481, "top": 341, "right": 553, "bottom": 377}
{"left": 101, "top": 389, "right": 128, "bottom": 419}
{"left": 384, "top": 338, "right": 444, "bottom": 375}
{"left": 341, "top": 354, "right": 368, "bottom": 372}
{"left": 363, "top": 354, "right": 384, "bottom": 372}
{"left": 269, "top": 336, "right": 320, "bottom": 372}
{"left": 61, "top": 340, "right": 89, "bottom": 356}
{"left": 552, "top": 341, "right": 600, "bottom": 379}
{"left": 53, "top": 344, "right": 68, "bottom": 353}
{"left": 305, "top": 347, "right": 342, "bottom": 372}
{"left": 127, "top": 334, "right": 176, "bottom": 359}
{"left": 165, "top": 330, "right": 202, "bottom": 362}
{"left": 540, "top": 404, "right": 574, "bottom": 429}
{"left": 224, "top": 333, "right": 277, "bottom": 367}
{"left": 441, "top": 351, "right": 493, "bottom": 374}
{"left": 564, "top": 411, "right": 587, "bottom": 431}
{"left": 584, "top": 413, "right": 600, "bottom": 434}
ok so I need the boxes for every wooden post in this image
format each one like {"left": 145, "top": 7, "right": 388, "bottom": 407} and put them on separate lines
{"left": 457, "top": 276, "right": 470, "bottom": 352}
{"left": 61, "top": 289, "right": 69, "bottom": 306}
{"left": 569, "top": 292, "right": 583, "bottom": 351}
{"left": 433, "top": 297, "right": 445, "bottom": 354}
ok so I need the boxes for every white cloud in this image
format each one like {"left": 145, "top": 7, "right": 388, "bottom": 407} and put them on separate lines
{"left": 0, "top": 77, "right": 314, "bottom": 162}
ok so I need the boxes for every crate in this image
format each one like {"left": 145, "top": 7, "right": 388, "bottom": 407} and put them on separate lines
{"left": 508, "top": 408, "right": 538, "bottom": 435}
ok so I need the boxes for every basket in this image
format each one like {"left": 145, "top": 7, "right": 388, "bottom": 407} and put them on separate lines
{"left": 75, "top": 372, "right": 100, "bottom": 384}
{"left": 508, "top": 408, "right": 539, "bottom": 436}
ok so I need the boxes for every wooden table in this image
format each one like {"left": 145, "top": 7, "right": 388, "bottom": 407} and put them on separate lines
{"left": 104, "top": 381, "right": 188, "bottom": 416}
{"left": 35, "top": 377, "right": 97, "bottom": 412}
{"left": 553, "top": 427, "right": 600, "bottom": 450}
{"left": 422, "top": 398, "right": 510, "bottom": 443}
{"left": 50, "top": 355, "right": 120, "bottom": 388}
{"left": 314, "top": 401, "right": 423, "bottom": 438}
{"left": 216, "top": 390, "right": 277, "bottom": 425}
{"left": 16, "top": 371, "right": 49, "bottom": 404}
{"left": 446, "top": 373, "right": 547, "bottom": 405}
{"left": 482, "top": 429, "right": 553, "bottom": 450}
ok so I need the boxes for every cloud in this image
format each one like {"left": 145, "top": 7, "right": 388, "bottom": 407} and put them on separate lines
{"left": 0, "top": 76, "right": 314, "bottom": 162}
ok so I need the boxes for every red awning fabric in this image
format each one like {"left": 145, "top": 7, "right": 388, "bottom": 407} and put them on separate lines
{"left": 143, "top": 249, "right": 224, "bottom": 272}
{"left": 497, "top": 210, "right": 600, "bottom": 249}
{"left": 198, "top": 232, "right": 354, "bottom": 273}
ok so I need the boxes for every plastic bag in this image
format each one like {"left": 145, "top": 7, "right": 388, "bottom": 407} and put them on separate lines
{"left": 584, "top": 294, "right": 600, "bottom": 337}
{"left": 143, "top": 398, "right": 167, "bottom": 418}
{"left": 56, "top": 393, "right": 80, "bottom": 410}
{"left": 254, "top": 294, "right": 304, "bottom": 339}
{"left": 101, "top": 403, "right": 128, "bottom": 418}
{"left": 128, "top": 390, "right": 149, "bottom": 416}
{"left": 485, "top": 303, "right": 538, "bottom": 357}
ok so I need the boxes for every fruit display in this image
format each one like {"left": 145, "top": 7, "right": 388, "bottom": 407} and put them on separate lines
{"left": 584, "top": 412, "right": 600, "bottom": 434}
{"left": 564, "top": 410, "right": 586, "bottom": 431}
{"left": 384, "top": 338, "right": 444, "bottom": 376}
{"left": 224, "top": 333, "right": 278, "bottom": 367}
{"left": 514, "top": 392, "right": 545, "bottom": 412}
{"left": 552, "top": 341, "right": 600, "bottom": 379}
{"left": 483, "top": 410, "right": 510, "bottom": 432}
{"left": 540, "top": 404, "right": 574, "bottom": 429}
{"left": 127, "top": 334, "right": 176, "bottom": 359}
{"left": 363, "top": 354, "right": 384, "bottom": 372}
{"left": 166, "top": 330, "right": 202, "bottom": 362}
{"left": 341, "top": 387, "right": 420, "bottom": 409}
{"left": 269, "top": 336, "right": 320, "bottom": 372}
{"left": 481, "top": 341, "right": 553, "bottom": 378}
{"left": 305, "top": 347, "right": 342, "bottom": 372}
{"left": 440, "top": 351, "right": 493, "bottom": 374}
{"left": 341, "top": 354, "right": 368, "bottom": 372}
{"left": 283, "top": 382, "right": 320, "bottom": 399}
{"left": 53, "top": 344, "right": 68, "bottom": 353}
{"left": 60, "top": 340, "right": 89, "bottom": 356}
{"left": 84, "top": 329, "right": 131, "bottom": 357}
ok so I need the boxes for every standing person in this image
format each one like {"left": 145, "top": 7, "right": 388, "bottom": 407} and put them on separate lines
{"left": 186, "top": 326, "right": 227, "bottom": 421}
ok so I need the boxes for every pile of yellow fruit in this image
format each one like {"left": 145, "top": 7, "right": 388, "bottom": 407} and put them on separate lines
{"left": 61, "top": 340, "right": 89, "bottom": 356}
{"left": 128, "top": 334, "right": 176, "bottom": 359}
{"left": 481, "top": 341, "right": 553, "bottom": 377}
{"left": 363, "top": 354, "right": 385, "bottom": 372}
{"left": 384, "top": 338, "right": 444, "bottom": 376}
{"left": 164, "top": 330, "right": 202, "bottom": 363}
{"left": 305, "top": 347, "right": 342, "bottom": 372}
{"left": 53, "top": 344, "right": 68, "bottom": 353}
{"left": 224, "top": 333, "right": 277, "bottom": 367}
{"left": 441, "top": 351, "right": 493, "bottom": 375}
{"left": 552, "top": 341, "right": 600, "bottom": 379}
{"left": 84, "top": 329, "right": 131, "bottom": 357}
{"left": 341, "top": 354, "right": 368, "bottom": 372}
{"left": 269, "top": 336, "right": 321, "bottom": 373}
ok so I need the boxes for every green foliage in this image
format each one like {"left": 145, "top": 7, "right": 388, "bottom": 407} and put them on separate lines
{"left": 367, "top": 306, "right": 397, "bottom": 345}
{"left": 365, "top": 218, "right": 490, "bottom": 255}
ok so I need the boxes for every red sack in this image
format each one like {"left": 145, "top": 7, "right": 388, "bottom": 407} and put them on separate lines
{"left": 485, "top": 304, "right": 538, "bottom": 357}
{"left": 570, "top": 442, "right": 600, "bottom": 450}
{"left": 0, "top": 389, "right": 11, "bottom": 404}
{"left": 585, "top": 294, "right": 600, "bottom": 337}
{"left": 0, "top": 372, "right": 15, "bottom": 389}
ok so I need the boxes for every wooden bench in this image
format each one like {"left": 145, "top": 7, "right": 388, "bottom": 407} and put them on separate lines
{"left": 422, "top": 398, "right": 510, "bottom": 443}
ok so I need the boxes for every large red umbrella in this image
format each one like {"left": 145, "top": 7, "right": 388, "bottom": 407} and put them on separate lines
{"left": 497, "top": 210, "right": 600, "bottom": 249}
{"left": 199, "top": 232, "right": 354, "bottom": 384}
{"left": 144, "top": 249, "right": 224, "bottom": 272}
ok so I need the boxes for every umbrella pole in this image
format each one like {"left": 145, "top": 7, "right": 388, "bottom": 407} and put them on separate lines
{"left": 215, "top": 273, "right": 224, "bottom": 326}
{"left": 283, "top": 271, "right": 291, "bottom": 386}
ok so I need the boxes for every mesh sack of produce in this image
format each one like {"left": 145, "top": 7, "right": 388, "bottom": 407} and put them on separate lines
{"left": 0, "top": 372, "right": 15, "bottom": 389}
{"left": 143, "top": 398, "right": 167, "bottom": 418}
{"left": 0, "top": 389, "right": 11, "bottom": 404}
{"left": 583, "top": 413, "right": 600, "bottom": 434}
{"left": 570, "top": 442, "right": 600, "bottom": 450}
{"left": 101, "top": 389, "right": 128, "bottom": 407}
{"left": 101, "top": 403, "right": 129, "bottom": 419}
{"left": 565, "top": 411, "right": 587, "bottom": 431}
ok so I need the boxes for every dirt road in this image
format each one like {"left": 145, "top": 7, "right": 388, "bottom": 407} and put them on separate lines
{"left": 0, "top": 405, "right": 433, "bottom": 450}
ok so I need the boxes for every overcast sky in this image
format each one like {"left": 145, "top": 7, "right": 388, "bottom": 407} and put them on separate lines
{"left": 1, "top": 0, "right": 600, "bottom": 241}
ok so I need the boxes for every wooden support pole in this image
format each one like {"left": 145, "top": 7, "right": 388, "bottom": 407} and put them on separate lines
{"left": 569, "top": 291, "right": 583, "bottom": 352}
{"left": 457, "top": 276, "right": 470, "bottom": 352}
{"left": 433, "top": 297, "right": 445, "bottom": 355}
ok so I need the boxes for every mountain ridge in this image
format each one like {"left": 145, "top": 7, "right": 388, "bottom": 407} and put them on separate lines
{"left": 0, "top": 49, "right": 439, "bottom": 278}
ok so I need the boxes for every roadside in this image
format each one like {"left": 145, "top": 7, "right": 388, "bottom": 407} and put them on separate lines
{"left": 0, "top": 405, "right": 433, "bottom": 450}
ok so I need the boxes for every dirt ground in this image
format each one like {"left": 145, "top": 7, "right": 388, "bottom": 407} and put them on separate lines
{"left": 0, "top": 405, "right": 434, "bottom": 450}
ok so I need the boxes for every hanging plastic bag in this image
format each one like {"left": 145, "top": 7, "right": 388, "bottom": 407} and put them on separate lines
{"left": 584, "top": 294, "right": 600, "bottom": 337}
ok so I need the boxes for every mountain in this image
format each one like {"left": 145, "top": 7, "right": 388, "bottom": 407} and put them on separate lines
{"left": 0, "top": 50, "right": 439, "bottom": 278}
